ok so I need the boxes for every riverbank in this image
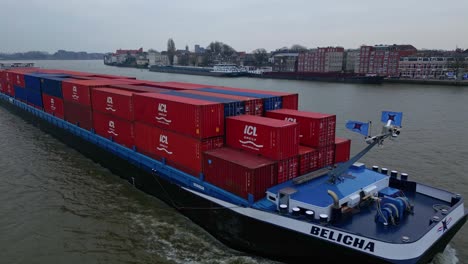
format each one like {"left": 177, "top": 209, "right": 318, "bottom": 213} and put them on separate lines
{"left": 383, "top": 78, "right": 468, "bottom": 86}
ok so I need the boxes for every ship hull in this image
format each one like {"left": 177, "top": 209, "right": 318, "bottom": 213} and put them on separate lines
{"left": 0, "top": 96, "right": 465, "bottom": 264}
{"left": 254, "top": 72, "right": 384, "bottom": 84}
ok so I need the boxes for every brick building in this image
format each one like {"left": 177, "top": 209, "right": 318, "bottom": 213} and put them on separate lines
{"left": 356, "top": 44, "right": 417, "bottom": 76}
{"left": 297, "top": 47, "right": 344, "bottom": 72}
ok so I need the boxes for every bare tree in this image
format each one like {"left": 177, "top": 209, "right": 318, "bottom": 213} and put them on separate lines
{"left": 167, "top": 38, "right": 176, "bottom": 65}
{"left": 253, "top": 48, "right": 269, "bottom": 66}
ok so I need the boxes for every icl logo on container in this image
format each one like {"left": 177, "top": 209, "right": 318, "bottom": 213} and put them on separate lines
{"left": 72, "top": 86, "right": 79, "bottom": 100}
{"left": 16, "top": 75, "right": 20, "bottom": 85}
{"left": 285, "top": 117, "right": 297, "bottom": 122}
{"left": 5, "top": 73, "right": 10, "bottom": 81}
{"left": 240, "top": 125, "right": 263, "bottom": 150}
{"left": 106, "top": 96, "right": 116, "bottom": 112}
{"left": 107, "top": 120, "right": 118, "bottom": 136}
{"left": 155, "top": 103, "right": 171, "bottom": 125}
{"left": 50, "top": 98, "right": 56, "bottom": 111}
{"left": 157, "top": 134, "right": 173, "bottom": 154}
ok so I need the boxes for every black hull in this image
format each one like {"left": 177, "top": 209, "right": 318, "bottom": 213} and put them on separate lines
{"left": 149, "top": 67, "right": 246, "bottom": 77}
{"left": 0, "top": 98, "right": 465, "bottom": 264}
{"left": 251, "top": 73, "right": 384, "bottom": 84}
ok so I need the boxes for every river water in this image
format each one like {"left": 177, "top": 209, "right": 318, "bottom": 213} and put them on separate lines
{"left": 0, "top": 60, "right": 466, "bottom": 264}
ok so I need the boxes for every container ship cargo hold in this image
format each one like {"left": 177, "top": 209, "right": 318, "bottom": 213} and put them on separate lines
{"left": 0, "top": 67, "right": 466, "bottom": 264}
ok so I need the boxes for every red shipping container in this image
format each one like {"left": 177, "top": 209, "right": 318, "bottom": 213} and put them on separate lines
{"left": 64, "top": 102, "right": 93, "bottom": 130}
{"left": 212, "top": 86, "right": 298, "bottom": 110}
{"left": 177, "top": 89, "right": 264, "bottom": 116}
{"left": 0, "top": 80, "right": 5, "bottom": 94}
{"left": 133, "top": 93, "right": 224, "bottom": 139}
{"left": 134, "top": 122, "right": 223, "bottom": 176}
{"left": 93, "top": 111, "right": 135, "bottom": 148}
{"left": 298, "top": 145, "right": 314, "bottom": 175}
{"left": 62, "top": 79, "right": 133, "bottom": 106}
{"left": 5, "top": 82, "right": 15, "bottom": 96}
{"left": 92, "top": 88, "right": 136, "bottom": 121}
{"left": 335, "top": 137, "right": 351, "bottom": 164}
{"left": 42, "top": 94, "right": 65, "bottom": 119}
{"left": 11, "top": 73, "right": 25, "bottom": 88}
{"left": 266, "top": 109, "right": 336, "bottom": 147}
{"left": 277, "top": 156, "right": 298, "bottom": 183}
{"left": 317, "top": 145, "right": 335, "bottom": 169}
{"left": 203, "top": 147, "right": 277, "bottom": 201}
{"left": 226, "top": 115, "right": 299, "bottom": 160}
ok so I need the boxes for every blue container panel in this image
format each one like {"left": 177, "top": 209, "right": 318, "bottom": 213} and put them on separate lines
{"left": 41, "top": 76, "right": 69, "bottom": 98}
{"left": 26, "top": 88, "right": 43, "bottom": 107}
{"left": 24, "top": 74, "right": 42, "bottom": 91}
{"left": 164, "top": 91, "right": 245, "bottom": 117}
{"left": 198, "top": 87, "right": 282, "bottom": 111}
{"left": 14, "top": 86, "right": 28, "bottom": 101}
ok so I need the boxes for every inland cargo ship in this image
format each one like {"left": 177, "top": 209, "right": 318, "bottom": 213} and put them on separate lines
{"left": 149, "top": 63, "right": 247, "bottom": 77}
{"left": 0, "top": 66, "right": 466, "bottom": 264}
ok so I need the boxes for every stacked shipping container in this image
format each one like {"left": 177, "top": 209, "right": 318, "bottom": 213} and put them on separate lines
{"left": 0, "top": 69, "right": 351, "bottom": 203}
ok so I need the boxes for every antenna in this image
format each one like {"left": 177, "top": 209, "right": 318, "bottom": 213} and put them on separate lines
{"left": 328, "top": 111, "right": 403, "bottom": 184}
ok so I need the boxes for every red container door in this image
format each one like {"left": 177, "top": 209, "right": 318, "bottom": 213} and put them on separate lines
{"left": 298, "top": 145, "right": 313, "bottom": 175}
{"left": 226, "top": 115, "right": 299, "bottom": 160}
{"left": 133, "top": 93, "right": 224, "bottom": 139}
{"left": 265, "top": 109, "right": 336, "bottom": 147}
{"left": 335, "top": 137, "right": 351, "bottom": 163}
{"left": 91, "top": 88, "right": 135, "bottom": 121}
{"left": 64, "top": 102, "right": 93, "bottom": 130}
{"left": 317, "top": 145, "right": 335, "bottom": 169}
{"left": 11, "top": 73, "right": 25, "bottom": 88}
{"left": 93, "top": 111, "right": 135, "bottom": 148}
{"left": 42, "top": 94, "right": 64, "bottom": 119}
{"left": 62, "top": 82, "right": 92, "bottom": 106}
{"left": 203, "top": 148, "right": 277, "bottom": 201}
{"left": 6, "top": 83, "right": 15, "bottom": 96}
{"left": 277, "top": 156, "right": 299, "bottom": 183}
{"left": 281, "top": 94, "right": 299, "bottom": 110}
{"left": 134, "top": 122, "right": 223, "bottom": 176}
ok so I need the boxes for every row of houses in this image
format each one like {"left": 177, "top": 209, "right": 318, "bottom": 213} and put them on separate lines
{"left": 272, "top": 45, "right": 468, "bottom": 79}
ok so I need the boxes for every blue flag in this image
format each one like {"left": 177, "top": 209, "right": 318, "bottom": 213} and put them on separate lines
{"left": 381, "top": 111, "right": 403, "bottom": 127}
{"left": 345, "top": 120, "right": 369, "bottom": 136}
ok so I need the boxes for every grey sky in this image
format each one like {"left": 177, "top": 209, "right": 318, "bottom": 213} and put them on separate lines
{"left": 1, "top": 0, "right": 467, "bottom": 53}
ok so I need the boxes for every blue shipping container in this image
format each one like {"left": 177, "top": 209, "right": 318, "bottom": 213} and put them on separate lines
{"left": 164, "top": 90, "right": 245, "bottom": 117}
{"left": 24, "top": 73, "right": 43, "bottom": 91}
{"left": 41, "top": 76, "right": 70, "bottom": 98}
{"left": 26, "top": 88, "right": 43, "bottom": 108}
{"left": 14, "top": 85, "right": 28, "bottom": 102}
{"left": 198, "top": 87, "right": 282, "bottom": 111}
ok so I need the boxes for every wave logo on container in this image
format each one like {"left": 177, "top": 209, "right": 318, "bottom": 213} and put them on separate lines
{"left": 437, "top": 217, "right": 452, "bottom": 233}
{"left": 285, "top": 117, "right": 297, "bottom": 123}
{"left": 105, "top": 96, "right": 116, "bottom": 112}
{"left": 239, "top": 125, "right": 264, "bottom": 150}
{"left": 72, "top": 86, "right": 79, "bottom": 100}
{"left": 107, "top": 120, "right": 118, "bottom": 136}
{"left": 50, "top": 98, "right": 56, "bottom": 111}
{"left": 156, "top": 134, "right": 173, "bottom": 154}
{"left": 155, "top": 103, "right": 171, "bottom": 124}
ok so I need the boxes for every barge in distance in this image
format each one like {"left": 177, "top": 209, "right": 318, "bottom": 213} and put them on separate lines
{"left": 0, "top": 66, "right": 466, "bottom": 264}
{"left": 149, "top": 63, "right": 248, "bottom": 77}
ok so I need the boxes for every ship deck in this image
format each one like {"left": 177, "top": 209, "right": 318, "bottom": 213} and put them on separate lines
{"left": 257, "top": 166, "right": 454, "bottom": 243}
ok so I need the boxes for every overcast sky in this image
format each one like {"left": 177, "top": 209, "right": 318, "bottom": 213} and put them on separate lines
{"left": 1, "top": 0, "right": 467, "bottom": 54}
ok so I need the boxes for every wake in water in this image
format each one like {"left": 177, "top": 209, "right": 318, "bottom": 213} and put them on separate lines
{"left": 430, "top": 245, "right": 459, "bottom": 264}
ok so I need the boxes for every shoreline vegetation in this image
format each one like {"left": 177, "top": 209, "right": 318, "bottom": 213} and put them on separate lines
{"left": 0, "top": 50, "right": 104, "bottom": 60}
